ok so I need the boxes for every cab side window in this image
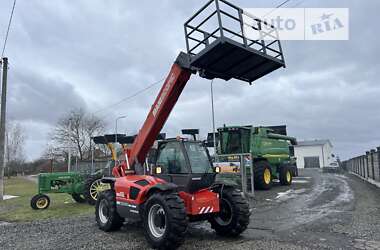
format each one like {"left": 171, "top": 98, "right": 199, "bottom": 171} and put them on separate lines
{"left": 156, "top": 142, "right": 188, "bottom": 174}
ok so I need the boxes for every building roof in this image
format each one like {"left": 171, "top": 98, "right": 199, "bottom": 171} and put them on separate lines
{"left": 295, "top": 139, "right": 333, "bottom": 147}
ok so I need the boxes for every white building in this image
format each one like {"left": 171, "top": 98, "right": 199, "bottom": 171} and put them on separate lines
{"left": 294, "top": 140, "right": 334, "bottom": 168}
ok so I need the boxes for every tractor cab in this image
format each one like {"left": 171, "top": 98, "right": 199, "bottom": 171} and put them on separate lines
{"left": 152, "top": 139, "right": 215, "bottom": 193}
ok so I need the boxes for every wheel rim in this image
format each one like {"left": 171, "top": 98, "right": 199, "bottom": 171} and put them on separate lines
{"left": 90, "top": 179, "right": 110, "bottom": 201}
{"left": 286, "top": 171, "right": 291, "bottom": 183}
{"left": 264, "top": 168, "right": 271, "bottom": 184}
{"left": 215, "top": 198, "right": 233, "bottom": 226}
{"left": 148, "top": 204, "right": 166, "bottom": 238}
{"left": 98, "top": 199, "right": 109, "bottom": 224}
{"left": 36, "top": 197, "right": 48, "bottom": 209}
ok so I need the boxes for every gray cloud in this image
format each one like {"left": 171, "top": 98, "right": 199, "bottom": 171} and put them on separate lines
{"left": 1, "top": 0, "right": 379, "bottom": 160}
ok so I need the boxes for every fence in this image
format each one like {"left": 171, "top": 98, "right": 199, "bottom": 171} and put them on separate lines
{"left": 343, "top": 147, "right": 380, "bottom": 185}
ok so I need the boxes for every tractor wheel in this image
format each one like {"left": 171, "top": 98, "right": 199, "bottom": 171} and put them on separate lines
{"left": 31, "top": 194, "right": 50, "bottom": 210}
{"left": 72, "top": 193, "right": 86, "bottom": 203}
{"left": 209, "top": 188, "right": 250, "bottom": 236}
{"left": 95, "top": 189, "right": 124, "bottom": 231}
{"left": 254, "top": 161, "right": 273, "bottom": 190}
{"left": 84, "top": 175, "right": 110, "bottom": 205}
{"left": 143, "top": 192, "right": 188, "bottom": 250}
{"left": 279, "top": 166, "right": 293, "bottom": 186}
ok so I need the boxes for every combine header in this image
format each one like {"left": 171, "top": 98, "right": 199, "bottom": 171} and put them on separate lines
{"left": 95, "top": 0, "right": 285, "bottom": 249}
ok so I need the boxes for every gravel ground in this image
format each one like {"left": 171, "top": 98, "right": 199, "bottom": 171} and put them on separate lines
{"left": 1, "top": 169, "right": 380, "bottom": 249}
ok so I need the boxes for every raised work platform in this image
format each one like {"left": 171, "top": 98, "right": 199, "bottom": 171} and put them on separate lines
{"left": 184, "top": 0, "right": 285, "bottom": 84}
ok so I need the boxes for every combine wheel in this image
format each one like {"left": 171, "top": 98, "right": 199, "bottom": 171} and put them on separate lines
{"left": 72, "top": 193, "right": 86, "bottom": 203}
{"left": 95, "top": 190, "right": 124, "bottom": 231}
{"left": 209, "top": 188, "right": 250, "bottom": 236}
{"left": 279, "top": 166, "right": 293, "bottom": 186}
{"left": 84, "top": 175, "right": 110, "bottom": 205}
{"left": 143, "top": 192, "right": 188, "bottom": 249}
{"left": 254, "top": 161, "right": 273, "bottom": 190}
{"left": 31, "top": 194, "right": 50, "bottom": 210}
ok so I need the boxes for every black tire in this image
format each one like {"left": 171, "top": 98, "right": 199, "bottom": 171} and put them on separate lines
{"left": 143, "top": 192, "right": 188, "bottom": 250}
{"left": 209, "top": 188, "right": 250, "bottom": 236}
{"left": 279, "top": 166, "right": 293, "bottom": 186}
{"left": 254, "top": 160, "right": 273, "bottom": 190}
{"left": 95, "top": 189, "right": 124, "bottom": 231}
{"left": 31, "top": 194, "right": 50, "bottom": 210}
{"left": 84, "top": 175, "right": 109, "bottom": 205}
{"left": 72, "top": 193, "right": 86, "bottom": 203}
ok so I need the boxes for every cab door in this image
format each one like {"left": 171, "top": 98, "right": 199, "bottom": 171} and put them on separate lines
{"left": 154, "top": 141, "right": 190, "bottom": 191}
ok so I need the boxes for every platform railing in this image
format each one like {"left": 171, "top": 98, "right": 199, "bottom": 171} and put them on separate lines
{"left": 184, "top": 0, "right": 284, "bottom": 64}
{"left": 214, "top": 153, "right": 254, "bottom": 198}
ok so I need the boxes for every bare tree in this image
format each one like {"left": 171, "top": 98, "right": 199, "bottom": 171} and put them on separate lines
{"left": 50, "top": 108, "right": 106, "bottom": 161}
{"left": 5, "top": 121, "right": 26, "bottom": 176}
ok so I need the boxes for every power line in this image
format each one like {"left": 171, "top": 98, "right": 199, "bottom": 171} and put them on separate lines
{"left": 93, "top": 77, "right": 165, "bottom": 115}
{"left": 263, "top": 0, "right": 293, "bottom": 17}
{"left": 229, "top": 0, "right": 294, "bottom": 40}
{"left": 290, "top": 0, "right": 308, "bottom": 8}
{"left": 1, "top": 0, "right": 17, "bottom": 58}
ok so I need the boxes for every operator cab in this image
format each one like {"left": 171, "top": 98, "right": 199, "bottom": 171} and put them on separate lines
{"left": 152, "top": 139, "right": 215, "bottom": 193}
{"left": 218, "top": 126, "right": 251, "bottom": 155}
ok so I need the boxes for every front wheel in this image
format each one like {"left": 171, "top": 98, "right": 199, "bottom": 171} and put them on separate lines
{"left": 31, "top": 194, "right": 50, "bottom": 210}
{"left": 143, "top": 192, "right": 188, "bottom": 249}
{"left": 95, "top": 190, "right": 124, "bottom": 231}
{"left": 209, "top": 188, "right": 250, "bottom": 236}
{"left": 254, "top": 161, "right": 273, "bottom": 190}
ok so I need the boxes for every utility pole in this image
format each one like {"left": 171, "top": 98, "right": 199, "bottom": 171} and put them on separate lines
{"left": 115, "top": 116, "right": 126, "bottom": 167}
{"left": 0, "top": 57, "right": 8, "bottom": 201}
{"left": 210, "top": 80, "right": 217, "bottom": 155}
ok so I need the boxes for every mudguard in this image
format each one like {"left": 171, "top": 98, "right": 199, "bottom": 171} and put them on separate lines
{"left": 145, "top": 183, "right": 178, "bottom": 197}
{"left": 101, "top": 177, "right": 116, "bottom": 184}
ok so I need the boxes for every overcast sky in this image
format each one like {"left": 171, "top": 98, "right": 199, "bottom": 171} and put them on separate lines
{"left": 0, "top": 0, "right": 379, "bottom": 161}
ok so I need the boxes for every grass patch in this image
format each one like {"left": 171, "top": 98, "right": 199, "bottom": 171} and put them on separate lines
{"left": 0, "top": 177, "right": 94, "bottom": 222}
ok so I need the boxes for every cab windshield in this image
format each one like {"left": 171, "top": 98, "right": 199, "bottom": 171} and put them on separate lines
{"left": 184, "top": 142, "right": 212, "bottom": 173}
{"left": 220, "top": 129, "right": 250, "bottom": 154}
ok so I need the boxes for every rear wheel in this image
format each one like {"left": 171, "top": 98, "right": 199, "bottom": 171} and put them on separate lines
{"left": 72, "top": 193, "right": 86, "bottom": 203}
{"left": 95, "top": 190, "right": 124, "bottom": 231}
{"left": 143, "top": 192, "right": 188, "bottom": 250}
{"left": 254, "top": 161, "right": 273, "bottom": 190}
{"left": 280, "top": 166, "right": 292, "bottom": 186}
{"left": 31, "top": 194, "right": 50, "bottom": 210}
{"left": 209, "top": 188, "right": 250, "bottom": 236}
{"left": 84, "top": 175, "right": 110, "bottom": 205}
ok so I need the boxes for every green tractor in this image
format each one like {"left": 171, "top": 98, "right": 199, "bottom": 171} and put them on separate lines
{"left": 30, "top": 134, "right": 127, "bottom": 210}
{"left": 215, "top": 125, "right": 298, "bottom": 190}
{"left": 30, "top": 172, "right": 87, "bottom": 209}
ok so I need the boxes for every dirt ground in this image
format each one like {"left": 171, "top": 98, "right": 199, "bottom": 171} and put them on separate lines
{"left": 1, "top": 169, "right": 380, "bottom": 249}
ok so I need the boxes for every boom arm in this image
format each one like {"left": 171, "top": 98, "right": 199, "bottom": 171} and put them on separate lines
{"left": 113, "top": 53, "right": 192, "bottom": 177}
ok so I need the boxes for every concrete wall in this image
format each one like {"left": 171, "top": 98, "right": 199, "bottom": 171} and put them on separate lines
{"left": 345, "top": 147, "right": 380, "bottom": 184}
{"left": 294, "top": 143, "right": 333, "bottom": 168}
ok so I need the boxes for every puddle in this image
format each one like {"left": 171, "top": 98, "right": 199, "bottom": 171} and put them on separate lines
{"left": 275, "top": 188, "right": 307, "bottom": 201}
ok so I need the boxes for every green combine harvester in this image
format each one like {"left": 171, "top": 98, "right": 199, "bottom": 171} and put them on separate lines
{"left": 215, "top": 125, "right": 298, "bottom": 190}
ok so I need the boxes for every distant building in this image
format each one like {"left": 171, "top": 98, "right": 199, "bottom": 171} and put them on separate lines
{"left": 294, "top": 140, "right": 334, "bottom": 168}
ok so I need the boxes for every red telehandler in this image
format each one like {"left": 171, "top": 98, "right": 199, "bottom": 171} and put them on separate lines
{"left": 95, "top": 0, "right": 285, "bottom": 249}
